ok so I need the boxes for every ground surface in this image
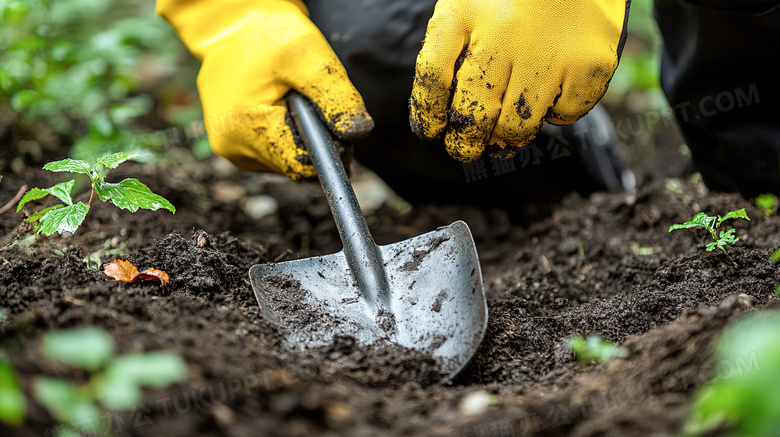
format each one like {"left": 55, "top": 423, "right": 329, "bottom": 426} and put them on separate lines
{"left": 2, "top": 125, "right": 779, "bottom": 437}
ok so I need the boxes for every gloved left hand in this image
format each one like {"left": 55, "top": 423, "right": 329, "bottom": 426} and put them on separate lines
{"left": 409, "top": 0, "right": 630, "bottom": 161}
{"left": 157, "top": 0, "right": 373, "bottom": 180}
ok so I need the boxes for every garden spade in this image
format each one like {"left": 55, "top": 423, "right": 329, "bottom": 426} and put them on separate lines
{"left": 249, "top": 91, "right": 488, "bottom": 380}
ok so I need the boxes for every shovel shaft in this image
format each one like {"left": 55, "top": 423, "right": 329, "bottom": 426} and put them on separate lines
{"left": 286, "top": 91, "right": 391, "bottom": 313}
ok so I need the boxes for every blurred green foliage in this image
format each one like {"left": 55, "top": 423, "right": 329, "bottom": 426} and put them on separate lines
{"left": 604, "top": 0, "right": 665, "bottom": 109}
{"left": 567, "top": 334, "right": 629, "bottom": 366}
{"left": 0, "top": 358, "right": 26, "bottom": 426}
{"left": 35, "top": 327, "right": 187, "bottom": 435}
{"left": 0, "top": 0, "right": 199, "bottom": 162}
{"left": 755, "top": 194, "right": 777, "bottom": 216}
{"left": 684, "top": 312, "right": 780, "bottom": 436}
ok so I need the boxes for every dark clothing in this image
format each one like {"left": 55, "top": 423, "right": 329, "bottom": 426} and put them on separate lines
{"left": 655, "top": 0, "right": 780, "bottom": 196}
{"left": 308, "top": 0, "right": 611, "bottom": 211}
{"left": 308, "top": 0, "right": 780, "bottom": 205}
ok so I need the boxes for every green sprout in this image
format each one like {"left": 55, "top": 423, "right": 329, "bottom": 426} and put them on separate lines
{"left": 567, "top": 335, "right": 628, "bottom": 366}
{"left": 33, "top": 327, "right": 186, "bottom": 435}
{"left": 0, "top": 358, "right": 26, "bottom": 426}
{"left": 83, "top": 238, "right": 128, "bottom": 270}
{"left": 630, "top": 241, "right": 655, "bottom": 256}
{"left": 668, "top": 209, "right": 750, "bottom": 263}
{"left": 16, "top": 152, "right": 175, "bottom": 235}
{"left": 683, "top": 313, "right": 780, "bottom": 436}
{"left": 755, "top": 194, "right": 777, "bottom": 216}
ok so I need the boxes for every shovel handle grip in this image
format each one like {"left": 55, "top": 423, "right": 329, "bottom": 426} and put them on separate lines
{"left": 286, "top": 91, "right": 391, "bottom": 311}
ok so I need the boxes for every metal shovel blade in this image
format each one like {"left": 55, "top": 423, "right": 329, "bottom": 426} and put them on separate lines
{"left": 249, "top": 220, "right": 487, "bottom": 379}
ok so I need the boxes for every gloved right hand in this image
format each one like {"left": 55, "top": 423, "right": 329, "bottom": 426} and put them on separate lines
{"left": 157, "top": 0, "right": 374, "bottom": 180}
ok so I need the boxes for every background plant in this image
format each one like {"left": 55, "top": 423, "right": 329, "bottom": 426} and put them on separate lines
{"left": 0, "top": 0, "right": 201, "bottom": 166}
{"left": 683, "top": 312, "right": 780, "bottom": 436}
{"left": 16, "top": 152, "right": 175, "bottom": 235}
{"left": 669, "top": 209, "right": 750, "bottom": 263}
{"left": 567, "top": 335, "right": 628, "bottom": 366}
{"left": 755, "top": 194, "right": 777, "bottom": 216}
{"left": 34, "top": 327, "right": 186, "bottom": 435}
{"left": 0, "top": 358, "right": 26, "bottom": 426}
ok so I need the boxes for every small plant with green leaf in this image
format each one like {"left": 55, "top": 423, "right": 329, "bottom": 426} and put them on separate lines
{"left": 683, "top": 312, "right": 780, "bottom": 436}
{"left": 567, "top": 334, "right": 628, "bottom": 366}
{"left": 755, "top": 193, "right": 777, "bottom": 216}
{"left": 16, "top": 152, "right": 175, "bottom": 236}
{"left": 33, "top": 327, "right": 186, "bottom": 435}
{"left": 0, "top": 358, "right": 26, "bottom": 427}
{"left": 668, "top": 208, "right": 750, "bottom": 263}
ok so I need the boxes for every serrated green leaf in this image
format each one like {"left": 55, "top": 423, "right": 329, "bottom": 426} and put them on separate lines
{"left": 16, "top": 187, "right": 50, "bottom": 212}
{"left": 717, "top": 208, "right": 750, "bottom": 227}
{"left": 719, "top": 229, "right": 738, "bottom": 245}
{"left": 95, "top": 152, "right": 138, "bottom": 170}
{"left": 706, "top": 242, "right": 718, "bottom": 252}
{"left": 105, "top": 351, "right": 187, "bottom": 388}
{"left": 41, "top": 327, "right": 114, "bottom": 371}
{"left": 669, "top": 212, "right": 715, "bottom": 233}
{"left": 771, "top": 248, "right": 780, "bottom": 263}
{"left": 17, "top": 180, "right": 76, "bottom": 212}
{"left": 38, "top": 202, "right": 89, "bottom": 235}
{"left": 43, "top": 159, "right": 91, "bottom": 175}
{"left": 44, "top": 179, "right": 75, "bottom": 206}
{"left": 95, "top": 179, "right": 175, "bottom": 214}
{"left": 25, "top": 204, "right": 65, "bottom": 223}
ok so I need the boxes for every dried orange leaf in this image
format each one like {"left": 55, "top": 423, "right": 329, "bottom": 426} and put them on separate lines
{"left": 132, "top": 269, "right": 169, "bottom": 287}
{"left": 104, "top": 260, "right": 139, "bottom": 282}
{"left": 104, "top": 260, "right": 169, "bottom": 287}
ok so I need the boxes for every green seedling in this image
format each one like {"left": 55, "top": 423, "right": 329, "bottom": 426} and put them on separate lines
{"left": 16, "top": 152, "right": 175, "bottom": 236}
{"left": 34, "top": 327, "right": 186, "bottom": 435}
{"left": 668, "top": 208, "right": 750, "bottom": 263}
{"left": 630, "top": 241, "right": 655, "bottom": 256}
{"left": 0, "top": 358, "right": 26, "bottom": 426}
{"left": 84, "top": 238, "right": 128, "bottom": 270}
{"left": 567, "top": 335, "right": 628, "bottom": 366}
{"left": 683, "top": 312, "right": 780, "bottom": 436}
{"left": 755, "top": 193, "right": 777, "bottom": 216}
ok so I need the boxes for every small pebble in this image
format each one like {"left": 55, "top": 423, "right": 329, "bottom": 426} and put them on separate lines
{"left": 243, "top": 195, "right": 278, "bottom": 219}
{"left": 211, "top": 181, "right": 246, "bottom": 203}
{"left": 458, "top": 390, "right": 497, "bottom": 417}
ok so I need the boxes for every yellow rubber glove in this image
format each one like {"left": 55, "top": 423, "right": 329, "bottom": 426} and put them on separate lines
{"left": 157, "top": 0, "right": 373, "bottom": 180}
{"left": 410, "top": 0, "right": 630, "bottom": 161}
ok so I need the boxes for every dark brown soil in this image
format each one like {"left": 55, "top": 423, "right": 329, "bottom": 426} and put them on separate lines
{"left": 2, "top": 133, "right": 780, "bottom": 436}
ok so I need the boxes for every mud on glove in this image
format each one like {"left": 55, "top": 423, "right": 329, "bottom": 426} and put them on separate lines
{"left": 157, "top": 0, "right": 374, "bottom": 180}
{"left": 409, "top": 0, "right": 630, "bottom": 161}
